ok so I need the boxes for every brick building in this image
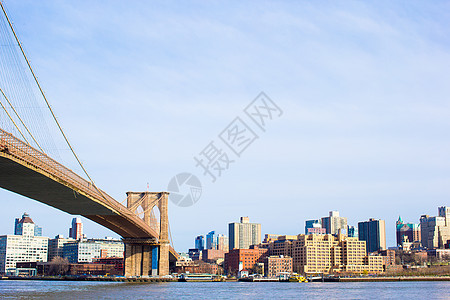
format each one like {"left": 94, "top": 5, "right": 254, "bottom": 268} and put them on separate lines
{"left": 264, "top": 255, "right": 292, "bottom": 277}
{"left": 224, "top": 246, "right": 268, "bottom": 275}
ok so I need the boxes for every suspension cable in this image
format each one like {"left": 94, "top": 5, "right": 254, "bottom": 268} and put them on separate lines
{"left": 0, "top": 95, "right": 29, "bottom": 143}
{"left": 0, "top": 2, "right": 118, "bottom": 208}
{"left": 0, "top": 2, "right": 95, "bottom": 181}
{"left": 0, "top": 87, "right": 44, "bottom": 152}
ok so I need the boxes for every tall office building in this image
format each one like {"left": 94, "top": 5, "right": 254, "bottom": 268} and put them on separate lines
{"left": 396, "top": 216, "right": 421, "bottom": 246}
{"left": 206, "top": 231, "right": 217, "bottom": 250}
{"left": 321, "top": 211, "right": 348, "bottom": 236}
{"left": 194, "top": 235, "right": 205, "bottom": 251}
{"left": 0, "top": 213, "right": 49, "bottom": 274}
{"left": 14, "top": 213, "right": 42, "bottom": 237}
{"left": 217, "top": 234, "right": 229, "bottom": 252}
{"left": 69, "top": 218, "right": 83, "bottom": 240}
{"left": 228, "top": 217, "right": 261, "bottom": 250}
{"left": 358, "top": 218, "right": 386, "bottom": 253}
{"left": 420, "top": 206, "right": 450, "bottom": 249}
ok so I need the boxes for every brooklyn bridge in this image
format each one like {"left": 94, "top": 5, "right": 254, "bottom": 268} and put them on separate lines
{"left": 0, "top": 2, "right": 178, "bottom": 276}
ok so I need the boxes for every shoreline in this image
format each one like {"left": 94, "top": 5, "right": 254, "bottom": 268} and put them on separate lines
{"left": 1, "top": 276, "right": 450, "bottom": 282}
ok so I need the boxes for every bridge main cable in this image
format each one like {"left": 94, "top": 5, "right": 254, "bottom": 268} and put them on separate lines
{"left": 0, "top": 2, "right": 117, "bottom": 208}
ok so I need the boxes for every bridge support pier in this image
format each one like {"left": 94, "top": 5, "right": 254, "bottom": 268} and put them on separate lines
{"left": 123, "top": 238, "right": 164, "bottom": 276}
{"left": 124, "top": 191, "right": 170, "bottom": 277}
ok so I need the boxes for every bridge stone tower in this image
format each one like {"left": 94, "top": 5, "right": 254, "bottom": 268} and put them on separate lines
{"left": 123, "top": 191, "right": 170, "bottom": 277}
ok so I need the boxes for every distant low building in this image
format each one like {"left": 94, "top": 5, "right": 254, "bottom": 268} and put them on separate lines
{"left": 264, "top": 255, "right": 293, "bottom": 278}
{"left": 48, "top": 235, "right": 76, "bottom": 262}
{"left": 224, "top": 246, "right": 268, "bottom": 275}
{"left": 63, "top": 238, "right": 123, "bottom": 263}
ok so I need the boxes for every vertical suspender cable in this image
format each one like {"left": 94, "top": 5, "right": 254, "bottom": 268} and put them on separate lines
{"left": 0, "top": 87, "right": 44, "bottom": 152}
{"left": 0, "top": 96, "right": 29, "bottom": 144}
{"left": 0, "top": 2, "right": 116, "bottom": 208}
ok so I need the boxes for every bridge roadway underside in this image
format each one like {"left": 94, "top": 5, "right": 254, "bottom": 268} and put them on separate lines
{"left": 0, "top": 154, "right": 154, "bottom": 239}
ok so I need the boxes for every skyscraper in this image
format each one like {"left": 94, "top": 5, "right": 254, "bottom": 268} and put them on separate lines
{"left": 321, "top": 211, "right": 348, "bottom": 236}
{"left": 206, "top": 231, "right": 217, "bottom": 250}
{"left": 194, "top": 235, "right": 205, "bottom": 251}
{"left": 217, "top": 234, "right": 229, "bottom": 252}
{"left": 14, "top": 213, "right": 42, "bottom": 237}
{"left": 396, "top": 216, "right": 420, "bottom": 246}
{"left": 420, "top": 206, "right": 450, "bottom": 249}
{"left": 69, "top": 218, "right": 83, "bottom": 240}
{"left": 358, "top": 218, "right": 386, "bottom": 253}
{"left": 0, "top": 213, "right": 49, "bottom": 274}
{"left": 228, "top": 217, "right": 261, "bottom": 250}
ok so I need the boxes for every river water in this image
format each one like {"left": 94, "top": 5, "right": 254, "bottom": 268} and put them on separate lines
{"left": 0, "top": 280, "right": 449, "bottom": 299}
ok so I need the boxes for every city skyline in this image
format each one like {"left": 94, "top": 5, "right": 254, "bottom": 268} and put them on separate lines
{"left": 0, "top": 1, "right": 450, "bottom": 252}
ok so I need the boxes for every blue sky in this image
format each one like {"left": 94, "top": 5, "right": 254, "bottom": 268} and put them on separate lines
{"left": 1, "top": 0, "right": 450, "bottom": 251}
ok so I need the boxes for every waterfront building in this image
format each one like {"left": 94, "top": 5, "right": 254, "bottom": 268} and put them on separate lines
{"left": 264, "top": 255, "right": 293, "bottom": 278}
{"left": 0, "top": 213, "right": 48, "bottom": 274}
{"left": 420, "top": 206, "right": 450, "bottom": 249}
{"left": 268, "top": 234, "right": 383, "bottom": 274}
{"left": 62, "top": 238, "right": 124, "bottom": 263}
{"left": 206, "top": 231, "right": 217, "bottom": 250}
{"left": 228, "top": 217, "right": 261, "bottom": 250}
{"left": 68, "top": 218, "right": 83, "bottom": 240}
{"left": 224, "top": 246, "right": 268, "bottom": 275}
{"left": 321, "top": 211, "right": 348, "bottom": 236}
{"left": 47, "top": 235, "right": 76, "bottom": 261}
{"left": 217, "top": 234, "right": 229, "bottom": 252}
{"left": 194, "top": 235, "right": 205, "bottom": 251}
{"left": 14, "top": 213, "right": 42, "bottom": 236}
{"left": 358, "top": 218, "right": 386, "bottom": 253}
{"left": 396, "top": 216, "right": 420, "bottom": 246}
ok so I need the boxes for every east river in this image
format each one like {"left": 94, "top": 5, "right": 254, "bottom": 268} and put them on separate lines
{"left": 0, "top": 280, "right": 449, "bottom": 299}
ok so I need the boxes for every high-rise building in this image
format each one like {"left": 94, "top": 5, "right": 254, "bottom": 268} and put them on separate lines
{"left": 396, "top": 216, "right": 421, "bottom": 246}
{"left": 358, "top": 218, "right": 386, "bottom": 253}
{"left": 14, "top": 213, "right": 42, "bottom": 237}
{"left": 0, "top": 213, "right": 49, "bottom": 274}
{"left": 228, "top": 217, "right": 261, "bottom": 250}
{"left": 321, "top": 211, "right": 348, "bottom": 236}
{"left": 217, "top": 234, "right": 229, "bottom": 252}
{"left": 194, "top": 235, "right": 205, "bottom": 251}
{"left": 420, "top": 206, "right": 450, "bottom": 249}
{"left": 206, "top": 231, "right": 217, "bottom": 250}
{"left": 69, "top": 218, "right": 83, "bottom": 240}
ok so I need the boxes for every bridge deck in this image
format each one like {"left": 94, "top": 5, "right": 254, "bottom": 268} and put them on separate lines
{"left": 0, "top": 129, "right": 158, "bottom": 238}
